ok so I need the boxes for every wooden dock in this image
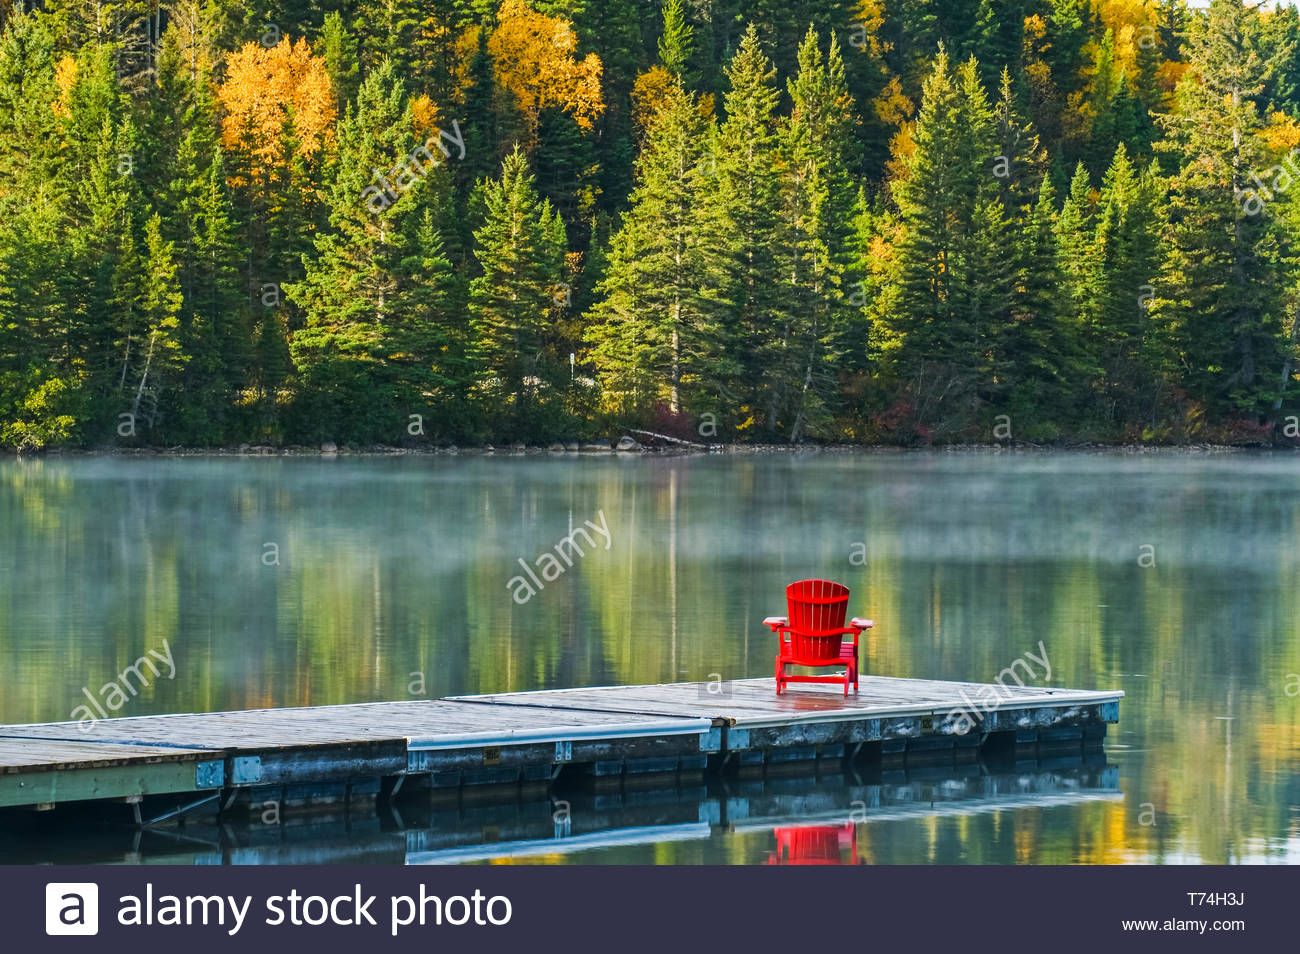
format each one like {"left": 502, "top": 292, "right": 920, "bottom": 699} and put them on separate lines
{"left": 0, "top": 675, "right": 1121, "bottom": 816}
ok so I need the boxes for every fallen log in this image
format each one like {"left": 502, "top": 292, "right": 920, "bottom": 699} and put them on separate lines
{"left": 627, "top": 428, "right": 709, "bottom": 449}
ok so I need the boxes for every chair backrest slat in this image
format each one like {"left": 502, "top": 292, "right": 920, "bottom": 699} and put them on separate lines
{"left": 786, "top": 579, "right": 849, "bottom": 636}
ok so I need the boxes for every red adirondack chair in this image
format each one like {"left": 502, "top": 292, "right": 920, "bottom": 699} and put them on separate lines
{"left": 765, "top": 579, "right": 873, "bottom": 695}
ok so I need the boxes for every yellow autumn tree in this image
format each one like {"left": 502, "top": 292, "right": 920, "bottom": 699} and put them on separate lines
{"left": 1091, "top": 0, "right": 1158, "bottom": 80}
{"left": 1262, "top": 111, "right": 1300, "bottom": 153}
{"left": 411, "top": 94, "right": 440, "bottom": 139}
{"left": 851, "top": 0, "right": 891, "bottom": 58}
{"left": 631, "top": 65, "right": 675, "bottom": 140}
{"left": 217, "top": 38, "right": 336, "bottom": 170}
{"left": 53, "top": 56, "right": 77, "bottom": 117}
{"left": 487, "top": 0, "right": 604, "bottom": 147}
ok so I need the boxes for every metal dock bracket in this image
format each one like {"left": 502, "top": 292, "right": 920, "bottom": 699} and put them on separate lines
{"left": 231, "top": 755, "right": 263, "bottom": 785}
{"left": 194, "top": 760, "right": 225, "bottom": 789}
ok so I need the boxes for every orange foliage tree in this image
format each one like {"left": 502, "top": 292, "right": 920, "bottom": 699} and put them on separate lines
{"left": 487, "top": 0, "right": 604, "bottom": 147}
{"left": 217, "top": 38, "right": 336, "bottom": 170}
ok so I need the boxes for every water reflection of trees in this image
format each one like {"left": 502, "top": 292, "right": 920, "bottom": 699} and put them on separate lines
{"left": 0, "top": 453, "right": 1297, "bottom": 863}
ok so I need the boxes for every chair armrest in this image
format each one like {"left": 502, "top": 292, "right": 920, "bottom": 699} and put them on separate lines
{"left": 763, "top": 616, "right": 789, "bottom": 630}
{"left": 850, "top": 617, "right": 874, "bottom": 630}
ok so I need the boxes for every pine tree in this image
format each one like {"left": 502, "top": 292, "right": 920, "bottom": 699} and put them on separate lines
{"left": 128, "top": 214, "right": 187, "bottom": 437}
{"left": 1155, "top": 0, "right": 1288, "bottom": 418}
{"left": 320, "top": 11, "right": 361, "bottom": 116}
{"left": 534, "top": 105, "right": 601, "bottom": 242}
{"left": 0, "top": 9, "right": 85, "bottom": 447}
{"left": 468, "top": 146, "right": 566, "bottom": 431}
{"left": 456, "top": 27, "right": 502, "bottom": 194}
{"left": 0, "top": 9, "right": 65, "bottom": 225}
{"left": 585, "top": 84, "right": 723, "bottom": 415}
{"left": 774, "top": 28, "right": 860, "bottom": 441}
{"left": 354, "top": 0, "right": 424, "bottom": 76}
{"left": 1003, "top": 176, "right": 1080, "bottom": 434}
{"left": 66, "top": 63, "right": 143, "bottom": 431}
{"left": 1084, "top": 30, "right": 1150, "bottom": 173}
{"left": 657, "top": 0, "right": 694, "bottom": 84}
{"left": 704, "top": 25, "right": 783, "bottom": 433}
{"left": 992, "top": 67, "right": 1046, "bottom": 216}
{"left": 1085, "top": 145, "right": 1166, "bottom": 427}
{"left": 391, "top": 208, "right": 464, "bottom": 427}
{"left": 1056, "top": 162, "right": 1096, "bottom": 337}
{"left": 286, "top": 60, "right": 458, "bottom": 441}
{"left": 1259, "top": 5, "right": 1300, "bottom": 115}
{"left": 880, "top": 50, "right": 1005, "bottom": 434}
{"left": 175, "top": 142, "right": 247, "bottom": 442}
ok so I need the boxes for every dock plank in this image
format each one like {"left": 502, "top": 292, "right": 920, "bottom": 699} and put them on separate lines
{"left": 0, "top": 739, "right": 210, "bottom": 770}
{"left": 0, "top": 701, "right": 705, "bottom": 752}
{"left": 449, "top": 676, "right": 1122, "bottom": 728}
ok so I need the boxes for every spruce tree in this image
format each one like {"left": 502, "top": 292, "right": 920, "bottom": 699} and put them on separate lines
{"left": 468, "top": 146, "right": 567, "bottom": 431}
{"left": 992, "top": 68, "right": 1046, "bottom": 216}
{"left": 774, "top": 28, "right": 860, "bottom": 441}
{"left": 881, "top": 50, "right": 1004, "bottom": 433}
{"left": 1055, "top": 162, "right": 1096, "bottom": 340}
{"left": 287, "top": 60, "right": 459, "bottom": 441}
{"left": 1004, "top": 176, "right": 1079, "bottom": 434}
{"left": 320, "top": 11, "right": 361, "bottom": 116}
{"left": 129, "top": 214, "right": 187, "bottom": 436}
{"left": 1154, "top": 0, "right": 1288, "bottom": 418}
{"left": 704, "top": 25, "right": 783, "bottom": 433}
{"left": 0, "top": 10, "right": 83, "bottom": 446}
{"left": 585, "top": 84, "right": 723, "bottom": 416}
{"left": 1085, "top": 145, "right": 1166, "bottom": 427}
{"left": 658, "top": 0, "right": 694, "bottom": 84}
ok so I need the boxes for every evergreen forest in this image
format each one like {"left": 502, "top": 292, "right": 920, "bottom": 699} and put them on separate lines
{"left": 4, "top": 0, "right": 1300, "bottom": 448}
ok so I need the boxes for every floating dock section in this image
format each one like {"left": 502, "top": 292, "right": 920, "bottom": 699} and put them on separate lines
{"left": 0, "top": 676, "right": 1121, "bottom": 815}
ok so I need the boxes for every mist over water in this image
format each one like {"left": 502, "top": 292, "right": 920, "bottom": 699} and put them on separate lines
{"left": 1, "top": 451, "right": 1298, "bottom": 863}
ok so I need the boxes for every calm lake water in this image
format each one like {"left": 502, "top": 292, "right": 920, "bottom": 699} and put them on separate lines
{"left": 1, "top": 451, "right": 1298, "bottom": 864}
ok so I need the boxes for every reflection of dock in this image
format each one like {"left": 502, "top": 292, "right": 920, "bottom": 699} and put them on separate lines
{"left": 407, "top": 763, "right": 1122, "bottom": 865}
{"left": 726, "top": 763, "right": 1124, "bottom": 830}
{"left": 0, "top": 761, "right": 1122, "bottom": 865}
{"left": 0, "top": 676, "right": 1120, "bottom": 818}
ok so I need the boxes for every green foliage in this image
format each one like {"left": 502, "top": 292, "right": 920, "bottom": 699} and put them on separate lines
{"left": 704, "top": 25, "right": 783, "bottom": 435}
{"left": 880, "top": 50, "right": 1004, "bottom": 426}
{"left": 772, "top": 28, "right": 860, "bottom": 441}
{"left": 1154, "top": 0, "right": 1290, "bottom": 419}
{"left": 584, "top": 83, "right": 725, "bottom": 418}
{"left": 657, "top": 0, "right": 694, "bottom": 82}
{"left": 469, "top": 146, "right": 566, "bottom": 435}
{"left": 286, "top": 60, "right": 464, "bottom": 443}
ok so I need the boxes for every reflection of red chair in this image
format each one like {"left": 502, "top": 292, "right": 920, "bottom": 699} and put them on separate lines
{"left": 765, "top": 579, "right": 873, "bottom": 695}
{"left": 766, "top": 824, "right": 860, "bottom": 865}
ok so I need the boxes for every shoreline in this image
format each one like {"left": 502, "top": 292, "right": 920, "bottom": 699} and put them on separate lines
{"left": 5, "top": 440, "right": 1297, "bottom": 459}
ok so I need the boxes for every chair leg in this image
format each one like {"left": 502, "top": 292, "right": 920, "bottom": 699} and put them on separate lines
{"left": 774, "top": 655, "right": 783, "bottom": 694}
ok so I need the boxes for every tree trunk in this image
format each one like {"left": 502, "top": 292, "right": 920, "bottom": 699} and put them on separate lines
{"left": 132, "top": 331, "right": 157, "bottom": 423}
{"left": 670, "top": 318, "right": 680, "bottom": 413}
{"left": 1274, "top": 298, "right": 1300, "bottom": 410}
